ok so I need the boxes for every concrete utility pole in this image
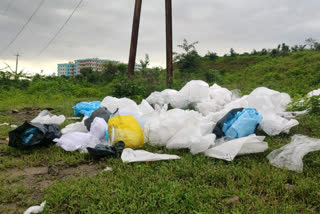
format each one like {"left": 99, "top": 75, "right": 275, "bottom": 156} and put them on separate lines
{"left": 128, "top": 0, "right": 143, "bottom": 76}
{"left": 165, "top": 0, "right": 173, "bottom": 87}
{"left": 15, "top": 53, "right": 20, "bottom": 73}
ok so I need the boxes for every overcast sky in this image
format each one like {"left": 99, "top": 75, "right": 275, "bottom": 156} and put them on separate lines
{"left": 1, "top": 0, "right": 320, "bottom": 75}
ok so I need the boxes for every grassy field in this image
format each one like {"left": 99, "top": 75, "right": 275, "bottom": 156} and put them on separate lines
{"left": 0, "top": 91, "right": 319, "bottom": 213}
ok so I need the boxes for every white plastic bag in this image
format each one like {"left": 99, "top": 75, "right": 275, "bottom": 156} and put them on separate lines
{"left": 171, "top": 80, "right": 210, "bottom": 109}
{"left": 144, "top": 109, "right": 203, "bottom": 146}
{"left": 121, "top": 148, "right": 180, "bottom": 163}
{"left": 166, "top": 121, "right": 216, "bottom": 154}
{"left": 205, "top": 135, "right": 268, "bottom": 161}
{"left": 307, "top": 88, "right": 320, "bottom": 97}
{"left": 24, "top": 201, "right": 46, "bottom": 214}
{"left": 267, "top": 135, "right": 320, "bottom": 172}
{"left": 54, "top": 132, "right": 101, "bottom": 152}
{"left": 146, "top": 89, "right": 178, "bottom": 106}
{"left": 259, "top": 112, "right": 299, "bottom": 136}
{"left": 138, "top": 99, "right": 154, "bottom": 115}
{"left": 31, "top": 110, "right": 65, "bottom": 125}
{"left": 89, "top": 117, "right": 108, "bottom": 140}
{"left": 101, "top": 96, "right": 140, "bottom": 115}
{"left": 61, "top": 117, "right": 88, "bottom": 134}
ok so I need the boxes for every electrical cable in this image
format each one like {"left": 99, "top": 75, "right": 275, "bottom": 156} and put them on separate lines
{"left": 0, "top": 0, "right": 46, "bottom": 56}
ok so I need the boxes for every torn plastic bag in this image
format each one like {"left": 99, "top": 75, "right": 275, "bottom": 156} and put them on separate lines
{"left": 121, "top": 148, "right": 180, "bottom": 163}
{"left": 87, "top": 141, "right": 125, "bottom": 158}
{"left": 84, "top": 107, "right": 114, "bottom": 131}
{"left": 222, "top": 108, "right": 263, "bottom": 139}
{"left": 212, "top": 108, "right": 244, "bottom": 139}
{"left": 171, "top": 80, "right": 210, "bottom": 109}
{"left": 31, "top": 110, "right": 66, "bottom": 125}
{"left": 73, "top": 101, "right": 101, "bottom": 117}
{"left": 267, "top": 135, "right": 320, "bottom": 172}
{"left": 89, "top": 117, "right": 108, "bottom": 140}
{"left": 54, "top": 132, "right": 101, "bottom": 152}
{"left": 205, "top": 135, "right": 268, "bottom": 161}
{"left": 108, "top": 115, "right": 144, "bottom": 148}
{"left": 9, "top": 122, "right": 61, "bottom": 149}
{"left": 24, "top": 200, "right": 46, "bottom": 214}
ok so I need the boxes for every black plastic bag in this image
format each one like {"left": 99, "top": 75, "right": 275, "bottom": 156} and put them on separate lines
{"left": 9, "top": 121, "right": 62, "bottom": 149}
{"left": 84, "top": 107, "right": 116, "bottom": 131}
{"left": 87, "top": 141, "right": 125, "bottom": 159}
{"left": 212, "top": 108, "right": 244, "bottom": 139}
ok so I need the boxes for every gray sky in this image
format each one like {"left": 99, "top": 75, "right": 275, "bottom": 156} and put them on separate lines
{"left": 1, "top": 0, "right": 320, "bottom": 75}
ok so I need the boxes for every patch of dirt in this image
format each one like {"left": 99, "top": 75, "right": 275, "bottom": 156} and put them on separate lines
{"left": 10, "top": 107, "right": 41, "bottom": 123}
{"left": 0, "top": 107, "right": 50, "bottom": 124}
{"left": 1, "top": 164, "right": 100, "bottom": 213}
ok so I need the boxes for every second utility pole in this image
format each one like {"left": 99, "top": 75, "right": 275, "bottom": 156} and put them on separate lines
{"left": 15, "top": 53, "right": 20, "bottom": 73}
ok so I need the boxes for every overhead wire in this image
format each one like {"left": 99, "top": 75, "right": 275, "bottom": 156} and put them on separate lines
{"left": 0, "top": 0, "right": 46, "bottom": 56}
{"left": 38, "top": 0, "right": 84, "bottom": 56}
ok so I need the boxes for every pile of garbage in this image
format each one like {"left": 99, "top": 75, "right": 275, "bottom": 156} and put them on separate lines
{"left": 8, "top": 80, "right": 320, "bottom": 172}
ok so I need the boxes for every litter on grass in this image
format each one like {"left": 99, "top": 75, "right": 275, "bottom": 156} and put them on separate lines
{"left": 121, "top": 148, "right": 180, "bottom": 163}
{"left": 73, "top": 101, "right": 101, "bottom": 117}
{"left": 24, "top": 200, "right": 46, "bottom": 214}
{"left": 20, "top": 80, "right": 316, "bottom": 166}
{"left": 9, "top": 122, "right": 61, "bottom": 148}
{"left": 31, "top": 110, "right": 65, "bottom": 125}
{"left": 267, "top": 135, "right": 320, "bottom": 172}
{"left": 205, "top": 135, "right": 268, "bottom": 161}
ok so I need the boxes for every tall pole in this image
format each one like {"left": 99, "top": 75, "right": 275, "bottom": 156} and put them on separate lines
{"left": 15, "top": 53, "right": 20, "bottom": 73}
{"left": 165, "top": 0, "right": 173, "bottom": 87}
{"left": 128, "top": 0, "right": 143, "bottom": 76}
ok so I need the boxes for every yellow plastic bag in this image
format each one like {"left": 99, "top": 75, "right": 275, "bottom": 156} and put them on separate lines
{"left": 108, "top": 115, "right": 144, "bottom": 148}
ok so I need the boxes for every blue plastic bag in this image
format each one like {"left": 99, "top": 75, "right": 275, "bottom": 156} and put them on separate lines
{"left": 72, "top": 101, "right": 101, "bottom": 117}
{"left": 223, "top": 108, "right": 263, "bottom": 139}
{"left": 22, "top": 128, "right": 38, "bottom": 144}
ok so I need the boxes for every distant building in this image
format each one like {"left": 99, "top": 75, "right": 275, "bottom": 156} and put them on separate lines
{"left": 57, "top": 58, "right": 114, "bottom": 77}
{"left": 57, "top": 62, "right": 75, "bottom": 77}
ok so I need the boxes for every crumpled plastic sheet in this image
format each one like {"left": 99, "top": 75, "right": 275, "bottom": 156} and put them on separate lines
{"left": 121, "top": 148, "right": 180, "bottom": 163}
{"left": 267, "top": 135, "right": 320, "bottom": 172}
{"left": 31, "top": 110, "right": 65, "bottom": 125}
{"left": 61, "top": 117, "right": 88, "bottom": 134}
{"left": 144, "top": 108, "right": 216, "bottom": 154}
{"left": 24, "top": 201, "right": 46, "bottom": 214}
{"left": 54, "top": 132, "right": 102, "bottom": 152}
{"left": 205, "top": 135, "right": 268, "bottom": 161}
